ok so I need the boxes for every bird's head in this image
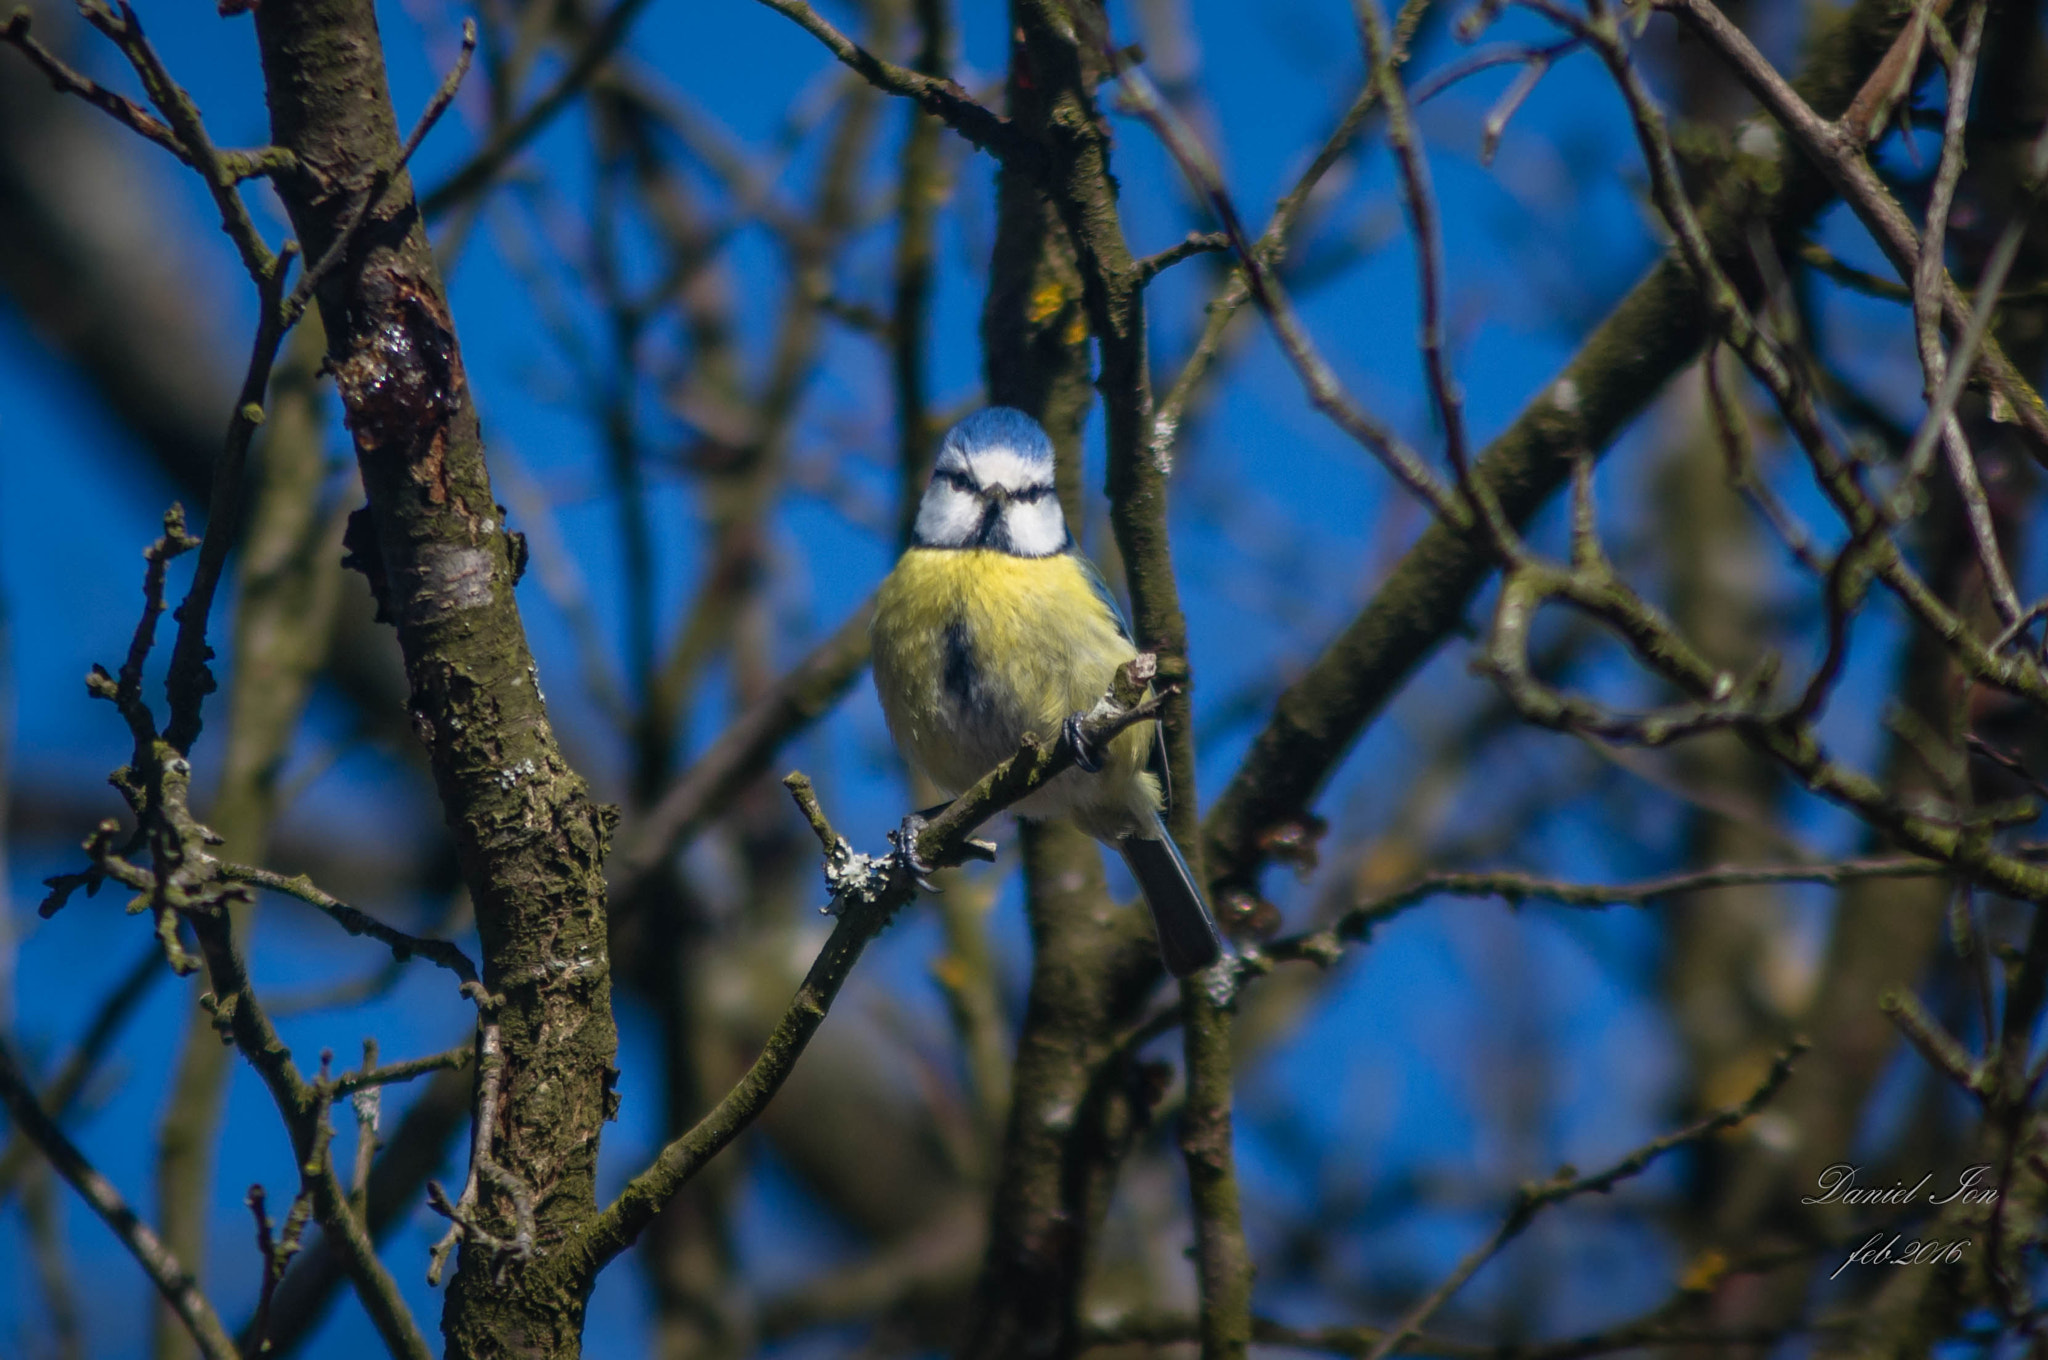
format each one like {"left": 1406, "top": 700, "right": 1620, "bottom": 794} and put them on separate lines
{"left": 911, "top": 407, "right": 1070, "bottom": 558}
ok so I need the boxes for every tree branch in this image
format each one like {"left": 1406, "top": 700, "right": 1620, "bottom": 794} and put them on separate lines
{"left": 1198, "top": 0, "right": 1987, "bottom": 903}
{"left": 610, "top": 598, "right": 875, "bottom": 901}
{"left": 749, "top": 0, "right": 1039, "bottom": 176}
{"left": 1022, "top": 7, "right": 1255, "bottom": 1353}
{"left": 1359, "top": 1042, "right": 1806, "bottom": 1360}
{"left": 548, "top": 655, "right": 1168, "bottom": 1287}
{"left": 246, "top": 0, "right": 619, "bottom": 1347}
{"left": 1658, "top": 0, "right": 2048, "bottom": 456}
{"left": 0, "top": 1037, "right": 239, "bottom": 1360}
{"left": 1262, "top": 856, "right": 1948, "bottom": 967}
{"left": 420, "top": 0, "right": 654, "bottom": 219}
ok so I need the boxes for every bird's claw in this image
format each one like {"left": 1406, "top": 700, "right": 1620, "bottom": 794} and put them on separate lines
{"left": 889, "top": 814, "right": 940, "bottom": 893}
{"left": 1062, "top": 713, "right": 1103, "bottom": 773}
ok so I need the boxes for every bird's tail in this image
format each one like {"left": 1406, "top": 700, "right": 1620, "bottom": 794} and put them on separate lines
{"left": 1120, "top": 813, "right": 1227, "bottom": 977}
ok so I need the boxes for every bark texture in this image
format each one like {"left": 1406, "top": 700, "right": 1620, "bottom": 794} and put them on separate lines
{"left": 249, "top": 3, "right": 618, "bottom": 1354}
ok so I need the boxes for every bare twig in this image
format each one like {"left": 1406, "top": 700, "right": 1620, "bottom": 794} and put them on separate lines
{"left": 0, "top": 1037, "right": 239, "bottom": 1360}
{"left": 1135, "top": 230, "right": 1231, "bottom": 284}
{"left": 1895, "top": 2, "right": 2022, "bottom": 623}
{"left": 75, "top": 0, "right": 277, "bottom": 280}
{"left": 548, "top": 655, "right": 1169, "bottom": 1287}
{"left": 332, "top": 1044, "right": 473, "bottom": 1099}
{"left": 1466, "top": 1, "right": 2048, "bottom": 915}
{"left": 423, "top": 0, "right": 652, "bottom": 218}
{"left": 282, "top": 19, "right": 479, "bottom": 326}
{"left": 1106, "top": 35, "right": 1465, "bottom": 525}
{"left": 1881, "top": 988, "right": 1983, "bottom": 1092}
{"left": 1196, "top": 0, "right": 1984, "bottom": 905}
{"left": 1659, "top": 0, "right": 2048, "bottom": 455}
{"left": 244, "top": 1181, "right": 312, "bottom": 1356}
{"left": 187, "top": 913, "right": 433, "bottom": 1360}
{"left": 216, "top": 862, "right": 480, "bottom": 983}
{"left": 611, "top": 599, "right": 875, "bottom": 900}
{"left": 749, "top": 0, "right": 1037, "bottom": 175}
{"left": 426, "top": 984, "right": 506, "bottom": 1288}
{"left": 395, "top": 21, "right": 478, "bottom": 173}
{"left": 1359, "top": 1042, "right": 1807, "bottom": 1360}
{"left": 1152, "top": 78, "right": 1382, "bottom": 470}
{"left": 0, "top": 10, "right": 184, "bottom": 159}
{"left": 1267, "top": 855, "right": 1946, "bottom": 966}
{"left": 1358, "top": 0, "right": 1519, "bottom": 551}
{"left": 348, "top": 1041, "right": 380, "bottom": 1217}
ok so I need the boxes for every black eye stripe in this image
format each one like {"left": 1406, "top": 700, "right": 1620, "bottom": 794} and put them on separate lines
{"left": 933, "top": 468, "right": 1055, "bottom": 503}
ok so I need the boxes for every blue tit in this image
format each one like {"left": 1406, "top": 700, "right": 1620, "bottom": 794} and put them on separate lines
{"left": 871, "top": 406, "right": 1226, "bottom": 977}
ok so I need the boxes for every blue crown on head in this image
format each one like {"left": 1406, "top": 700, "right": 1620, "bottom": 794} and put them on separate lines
{"left": 937, "top": 407, "right": 1055, "bottom": 471}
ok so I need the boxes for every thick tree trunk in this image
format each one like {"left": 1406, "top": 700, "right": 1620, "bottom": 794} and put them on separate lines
{"left": 249, "top": 2, "right": 618, "bottom": 1355}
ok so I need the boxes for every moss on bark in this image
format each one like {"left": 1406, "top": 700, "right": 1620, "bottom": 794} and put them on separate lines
{"left": 249, "top": 2, "right": 618, "bottom": 1354}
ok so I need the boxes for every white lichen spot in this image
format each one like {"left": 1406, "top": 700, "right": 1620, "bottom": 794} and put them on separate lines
{"left": 1200, "top": 956, "right": 1241, "bottom": 1006}
{"left": 1735, "top": 118, "right": 1780, "bottom": 162}
{"left": 1552, "top": 378, "right": 1580, "bottom": 415}
{"left": 1041, "top": 1097, "right": 1079, "bottom": 1133}
{"left": 527, "top": 662, "right": 547, "bottom": 709}
{"left": 1149, "top": 414, "right": 1179, "bottom": 476}
{"left": 495, "top": 758, "right": 540, "bottom": 790}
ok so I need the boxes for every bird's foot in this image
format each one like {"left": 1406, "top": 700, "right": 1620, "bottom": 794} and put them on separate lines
{"left": 888, "top": 814, "right": 940, "bottom": 893}
{"left": 1062, "top": 713, "right": 1104, "bottom": 773}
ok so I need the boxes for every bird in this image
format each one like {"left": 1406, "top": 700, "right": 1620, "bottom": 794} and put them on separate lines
{"left": 870, "top": 406, "right": 1227, "bottom": 977}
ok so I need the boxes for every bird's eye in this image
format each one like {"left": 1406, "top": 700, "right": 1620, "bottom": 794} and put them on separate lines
{"left": 1010, "top": 485, "right": 1052, "bottom": 503}
{"left": 936, "top": 469, "right": 978, "bottom": 494}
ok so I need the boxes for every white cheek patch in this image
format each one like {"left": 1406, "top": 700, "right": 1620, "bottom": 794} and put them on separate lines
{"left": 913, "top": 483, "right": 984, "bottom": 547}
{"left": 1003, "top": 500, "right": 1068, "bottom": 557}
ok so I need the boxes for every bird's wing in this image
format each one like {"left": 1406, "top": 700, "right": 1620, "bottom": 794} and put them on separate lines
{"left": 1072, "top": 548, "right": 1133, "bottom": 643}
{"left": 1070, "top": 548, "right": 1174, "bottom": 814}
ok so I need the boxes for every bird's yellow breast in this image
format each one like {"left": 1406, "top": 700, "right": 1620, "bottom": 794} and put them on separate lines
{"left": 871, "top": 548, "right": 1155, "bottom": 830}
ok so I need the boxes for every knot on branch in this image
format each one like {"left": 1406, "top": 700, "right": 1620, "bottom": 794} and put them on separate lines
{"left": 199, "top": 989, "right": 240, "bottom": 1044}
